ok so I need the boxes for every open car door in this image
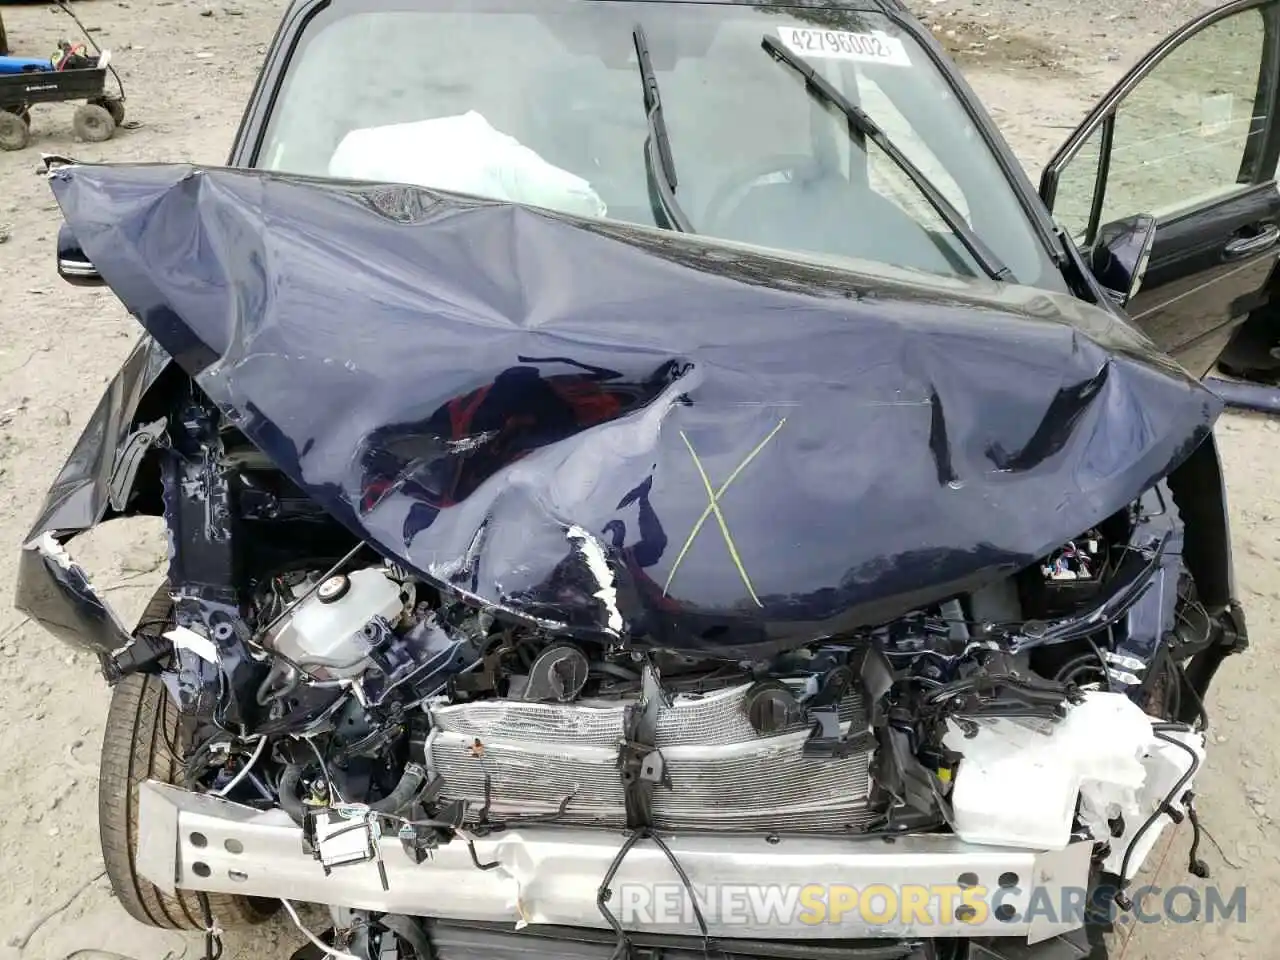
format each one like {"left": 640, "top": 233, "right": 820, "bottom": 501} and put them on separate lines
{"left": 1041, "top": 0, "right": 1280, "bottom": 379}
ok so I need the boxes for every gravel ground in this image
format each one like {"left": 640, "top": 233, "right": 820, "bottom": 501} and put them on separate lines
{"left": 0, "top": 1, "right": 1273, "bottom": 958}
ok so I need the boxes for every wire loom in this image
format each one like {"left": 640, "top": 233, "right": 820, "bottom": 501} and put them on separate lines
{"left": 596, "top": 826, "right": 719, "bottom": 960}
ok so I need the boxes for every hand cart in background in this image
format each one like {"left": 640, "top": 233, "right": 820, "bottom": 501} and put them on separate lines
{"left": 0, "top": 1, "right": 126, "bottom": 151}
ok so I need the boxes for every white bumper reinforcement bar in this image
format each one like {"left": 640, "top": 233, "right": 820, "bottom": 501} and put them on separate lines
{"left": 137, "top": 781, "right": 1092, "bottom": 944}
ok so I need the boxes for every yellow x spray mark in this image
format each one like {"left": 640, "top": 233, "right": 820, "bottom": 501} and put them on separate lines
{"left": 663, "top": 418, "right": 787, "bottom": 607}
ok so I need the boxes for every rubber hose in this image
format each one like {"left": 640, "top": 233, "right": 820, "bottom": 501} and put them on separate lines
{"left": 278, "top": 763, "right": 308, "bottom": 826}
{"left": 256, "top": 663, "right": 300, "bottom": 707}
{"left": 369, "top": 762, "right": 427, "bottom": 815}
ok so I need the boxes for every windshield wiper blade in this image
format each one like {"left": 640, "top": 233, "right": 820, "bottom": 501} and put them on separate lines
{"left": 633, "top": 25, "right": 694, "bottom": 233}
{"left": 761, "top": 35, "right": 1012, "bottom": 282}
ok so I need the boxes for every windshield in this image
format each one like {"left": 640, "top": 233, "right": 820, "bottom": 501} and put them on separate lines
{"left": 256, "top": 0, "right": 1057, "bottom": 288}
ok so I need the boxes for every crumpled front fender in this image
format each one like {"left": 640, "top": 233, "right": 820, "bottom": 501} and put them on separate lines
{"left": 13, "top": 334, "right": 175, "bottom": 658}
{"left": 16, "top": 533, "right": 134, "bottom": 657}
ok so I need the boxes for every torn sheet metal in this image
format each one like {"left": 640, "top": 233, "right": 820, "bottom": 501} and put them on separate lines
{"left": 565, "top": 524, "right": 623, "bottom": 635}
{"left": 17, "top": 531, "right": 133, "bottom": 656}
{"left": 12, "top": 336, "right": 173, "bottom": 656}
{"left": 24, "top": 335, "right": 172, "bottom": 537}
{"left": 36, "top": 162, "right": 1221, "bottom": 657}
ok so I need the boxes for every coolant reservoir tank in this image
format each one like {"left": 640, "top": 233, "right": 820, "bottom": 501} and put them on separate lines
{"left": 269, "top": 567, "right": 405, "bottom": 678}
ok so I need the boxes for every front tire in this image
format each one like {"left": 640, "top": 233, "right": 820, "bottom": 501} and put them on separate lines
{"left": 99, "top": 670, "right": 278, "bottom": 930}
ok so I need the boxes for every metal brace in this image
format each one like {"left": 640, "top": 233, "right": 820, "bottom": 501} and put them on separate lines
{"left": 618, "top": 665, "right": 670, "bottom": 829}
{"left": 108, "top": 417, "right": 168, "bottom": 512}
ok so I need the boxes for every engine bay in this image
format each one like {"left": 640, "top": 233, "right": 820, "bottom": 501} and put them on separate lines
{"left": 101, "top": 394, "right": 1228, "bottom": 951}
{"left": 188, "top": 505, "right": 1204, "bottom": 844}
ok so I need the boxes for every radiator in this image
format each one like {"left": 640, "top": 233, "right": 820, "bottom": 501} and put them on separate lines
{"left": 424, "top": 682, "right": 876, "bottom": 834}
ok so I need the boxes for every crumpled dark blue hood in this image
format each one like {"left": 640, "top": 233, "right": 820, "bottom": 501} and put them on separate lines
{"left": 47, "top": 162, "right": 1221, "bottom": 657}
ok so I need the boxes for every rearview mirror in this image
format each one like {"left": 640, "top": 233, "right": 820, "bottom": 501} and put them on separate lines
{"left": 1089, "top": 214, "right": 1157, "bottom": 307}
{"left": 56, "top": 221, "right": 103, "bottom": 286}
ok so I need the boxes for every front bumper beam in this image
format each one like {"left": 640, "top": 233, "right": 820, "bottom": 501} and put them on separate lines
{"left": 138, "top": 781, "right": 1092, "bottom": 944}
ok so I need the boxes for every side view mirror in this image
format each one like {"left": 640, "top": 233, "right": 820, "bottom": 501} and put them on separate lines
{"left": 56, "top": 221, "right": 104, "bottom": 286}
{"left": 1089, "top": 214, "right": 1157, "bottom": 308}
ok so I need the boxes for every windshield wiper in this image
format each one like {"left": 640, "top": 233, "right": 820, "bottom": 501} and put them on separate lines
{"left": 761, "top": 35, "right": 1012, "bottom": 282}
{"left": 633, "top": 25, "right": 694, "bottom": 233}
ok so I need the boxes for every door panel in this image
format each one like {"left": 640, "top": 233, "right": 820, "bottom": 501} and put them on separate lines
{"left": 1041, "top": 0, "right": 1280, "bottom": 378}
{"left": 1130, "top": 182, "right": 1280, "bottom": 374}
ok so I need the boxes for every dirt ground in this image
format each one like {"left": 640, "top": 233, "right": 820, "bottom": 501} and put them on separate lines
{"left": 0, "top": 0, "right": 1274, "bottom": 958}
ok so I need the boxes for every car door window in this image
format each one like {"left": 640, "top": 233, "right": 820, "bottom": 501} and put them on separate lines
{"left": 1051, "top": 6, "right": 1268, "bottom": 244}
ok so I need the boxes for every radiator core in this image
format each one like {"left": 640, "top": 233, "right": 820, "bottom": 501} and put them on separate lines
{"left": 424, "top": 682, "right": 876, "bottom": 834}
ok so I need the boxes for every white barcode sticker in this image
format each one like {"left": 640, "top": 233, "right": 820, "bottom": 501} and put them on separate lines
{"left": 777, "top": 26, "right": 912, "bottom": 67}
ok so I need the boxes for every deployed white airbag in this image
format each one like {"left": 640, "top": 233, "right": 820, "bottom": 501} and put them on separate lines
{"left": 943, "top": 691, "right": 1203, "bottom": 875}
{"left": 328, "top": 110, "right": 607, "bottom": 219}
